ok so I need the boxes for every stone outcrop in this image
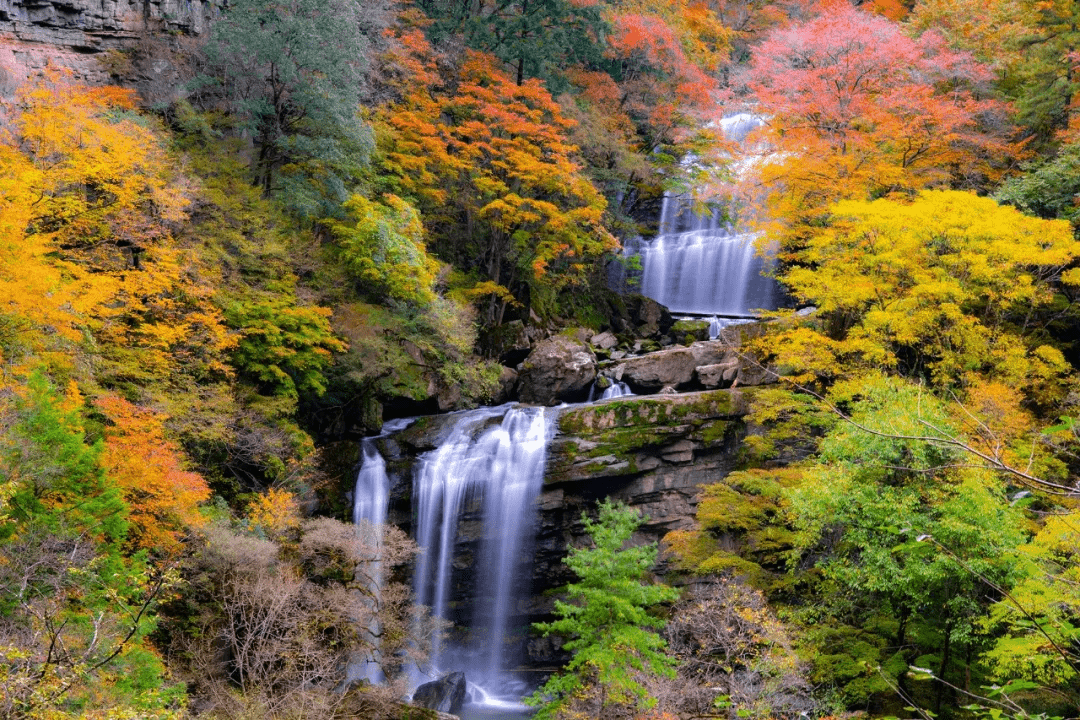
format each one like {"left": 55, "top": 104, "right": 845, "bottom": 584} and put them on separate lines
{"left": 517, "top": 334, "right": 597, "bottom": 405}
{"left": 544, "top": 389, "right": 753, "bottom": 529}
{"left": 412, "top": 672, "right": 467, "bottom": 715}
{"left": 618, "top": 293, "right": 674, "bottom": 338}
{"left": 613, "top": 346, "right": 699, "bottom": 390}
{"left": 668, "top": 318, "right": 710, "bottom": 344}
{"left": 0, "top": 0, "right": 220, "bottom": 100}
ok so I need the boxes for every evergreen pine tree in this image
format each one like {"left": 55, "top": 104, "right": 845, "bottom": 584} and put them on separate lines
{"left": 528, "top": 499, "right": 679, "bottom": 718}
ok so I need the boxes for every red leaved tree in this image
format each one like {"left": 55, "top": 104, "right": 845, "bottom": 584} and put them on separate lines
{"left": 744, "top": 0, "right": 1022, "bottom": 247}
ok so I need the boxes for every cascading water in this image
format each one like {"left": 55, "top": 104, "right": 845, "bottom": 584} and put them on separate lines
{"left": 470, "top": 408, "right": 553, "bottom": 684}
{"left": 636, "top": 113, "right": 779, "bottom": 319}
{"left": 588, "top": 380, "right": 634, "bottom": 401}
{"left": 350, "top": 404, "right": 554, "bottom": 713}
{"left": 351, "top": 418, "right": 415, "bottom": 685}
{"left": 411, "top": 405, "right": 554, "bottom": 692}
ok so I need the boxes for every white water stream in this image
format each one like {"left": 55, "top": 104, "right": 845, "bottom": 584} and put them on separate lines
{"left": 637, "top": 113, "right": 779, "bottom": 318}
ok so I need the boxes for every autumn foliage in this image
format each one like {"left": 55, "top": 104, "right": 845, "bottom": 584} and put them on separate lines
{"left": 746, "top": 1, "right": 1020, "bottom": 243}
{"left": 96, "top": 395, "right": 210, "bottom": 552}
{"left": 376, "top": 32, "right": 617, "bottom": 318}
{"left": 7, "top": 0, "right": 1080, "bottom": 717}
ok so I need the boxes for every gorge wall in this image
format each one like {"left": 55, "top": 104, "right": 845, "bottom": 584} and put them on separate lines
{"left": 0, "top": 0, "right": 218, "bottom": 97}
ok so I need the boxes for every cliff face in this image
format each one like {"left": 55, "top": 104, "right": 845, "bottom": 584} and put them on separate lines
{"left": 0, "top": 0, "right": 219, "bottom": 96}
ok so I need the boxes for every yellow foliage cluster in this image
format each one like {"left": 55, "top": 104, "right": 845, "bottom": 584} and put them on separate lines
{"left": 247, "top": 488, "right": 302, "bottom": 537}
{"left": 769, "top": 190, "right": 1079, "bottom": 401}
{"left": 0, "top": 70, "right": 233, "bottom": 383}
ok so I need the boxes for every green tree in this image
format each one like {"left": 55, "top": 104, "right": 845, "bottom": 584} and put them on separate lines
{"left": 1, "top": 371, "right": 126, "bottom": 544}
{"left": 996, "top": 142, "right": 1080, "bottom": 232}
{"left": 201, "top": 0, "right": 379, "bottom": 212}
{"left": 528, "top": 500, "right": 679, "bottom": 719}
{"left": 0, "top": 372, "right": 181, "bottom": 718}
{"left": 419, "top": 0, "right": 607, "bottom": 88}
{"left": 786, "top": 375, "right": 1029, "bottom": 712}
{"left": 225, "top": 299, "right": 347, "bottom": 401}
{"left": 328, "top": 193, "right": 439, "bottom": 306}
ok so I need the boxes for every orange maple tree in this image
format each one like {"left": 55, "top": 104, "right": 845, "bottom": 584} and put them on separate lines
{"left": 96, "top": 395, "right": 210, "bottom": 552}
{"left": 376, "top": 27, "right": 617, "bottom": 320}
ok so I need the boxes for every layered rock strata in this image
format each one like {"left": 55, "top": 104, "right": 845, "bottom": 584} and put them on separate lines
{"left": 0, "top": 0, "right": 219, "bottom": 95}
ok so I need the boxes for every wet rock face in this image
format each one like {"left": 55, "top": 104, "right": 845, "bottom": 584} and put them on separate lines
{"left": 517, "top": 334, "right": 597, "bottom": 406}
{"left": 413, "top": 671, "right": 467, "bottom": 715}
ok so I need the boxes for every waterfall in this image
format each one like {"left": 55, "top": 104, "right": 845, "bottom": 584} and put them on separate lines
{"left": 588, "top": 380, "right": 634, "bottom": 401}
{"left": 705, "top": 315, "right": 754, "bottom": 340}
{"left": 636, "top": 113, "right": 779, "bottom": 317}
{"left": 404, "top": 404, "right": 555, "bottom": 701}
{"left": 351, "top": 417, "right": 414, "bottom": 685}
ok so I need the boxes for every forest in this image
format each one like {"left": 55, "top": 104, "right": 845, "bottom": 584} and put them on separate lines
{"left": 2, "top": 0, "right": 1080, "bottom": 717}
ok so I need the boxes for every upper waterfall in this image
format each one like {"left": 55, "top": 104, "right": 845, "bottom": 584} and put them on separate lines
{"left": 635, "top": 113, "right": 779, "bottom": 317}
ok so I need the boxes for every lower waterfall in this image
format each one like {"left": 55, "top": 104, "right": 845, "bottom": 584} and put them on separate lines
{"left": 351, "top": 417, "right": 414, "bottom": 685}
{"left": 355, "top": 405, "right": 556, "bottom": 712}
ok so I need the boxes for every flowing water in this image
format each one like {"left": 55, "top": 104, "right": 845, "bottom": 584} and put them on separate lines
{"left": 354, "top": 405, "right": 554, "bottom": 713}
{"left": 636, "top": 113, "right": 779, "bottom": 318}
{"left": 587, "top": 380, "right": 634, "bottom": 401}
{"left": 350, "top": 417, "right": 415, "bottom": 685}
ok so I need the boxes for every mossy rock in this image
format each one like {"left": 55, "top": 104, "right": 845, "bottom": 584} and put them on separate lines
{"left": 670, "top": 319, "right": 710, "bottom": 345}
{"left": 548, "top": 389, "right": 754, "bottom": 482}
{"left": 639, "top": 339, "right": 662, "bottom": 353}
{"left": 558, "top": 388, "right": 749, "bottom": 436}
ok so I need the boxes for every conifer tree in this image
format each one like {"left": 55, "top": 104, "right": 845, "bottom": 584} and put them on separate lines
{"left": 528, "top": 500, "right": 679, "bottom": 719}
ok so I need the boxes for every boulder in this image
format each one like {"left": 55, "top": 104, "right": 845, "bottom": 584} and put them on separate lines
{"left": 688, "top": 341, "right": 735, "bottom": 367}
{"left": 669, "top": 319, "right": 710, "bottom": 344}
{"left": 696, "top": 360, "right": 740, "bottom": 389}
{"left": 625, "top": 294, "right": 674, "bottom": 338}
{"left": 616, "top": 347, "right": 698, "bottom": 391}
{"left": 518, "top": 335, "right": 597, "bottom": 405}
{"left": 734, "top": 362, "right": 779, "bottom": 387}
{"left": 436, "top": 383, "right": 462, "bottom": 412}
{"left": 567, "top": 326, "right": 594, "bottom": 344}
{"left": 494, "top": 366, "right": 519, "bottom": 404}
{"left": 412, "top": 672, "right": 467, "bottom": 715}
{"left": 590, "top": 330, "right": 619, "bottom": 350}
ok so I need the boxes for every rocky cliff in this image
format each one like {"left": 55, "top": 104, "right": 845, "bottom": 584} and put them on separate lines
{"left": 0, "top": 0, "right": 218, "bottom": 97}
{"left": 367, "top": 382, "right": 766, "bottom": 669}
